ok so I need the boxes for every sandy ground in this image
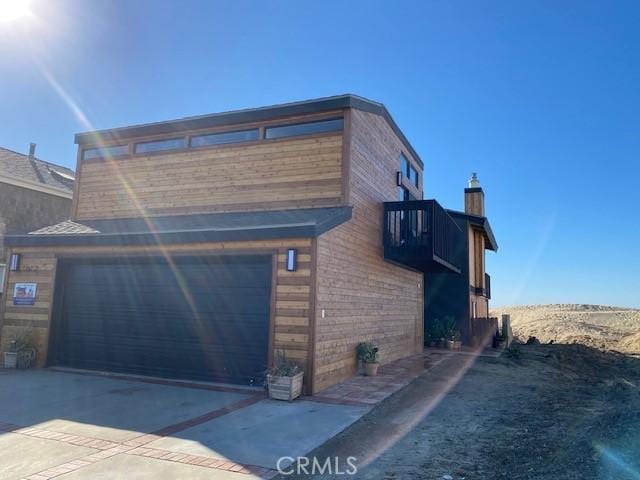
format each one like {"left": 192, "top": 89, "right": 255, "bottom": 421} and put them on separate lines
{"left": 491, "top": 304, "right": 640, "bottom": 355}
{"left": 286, "top": 344, "right": 640, "bottom": 480}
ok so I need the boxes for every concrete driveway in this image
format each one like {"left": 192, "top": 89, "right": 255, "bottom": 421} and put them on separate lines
{"left": 0, "top": 369, "right": 368, "bottom": 479}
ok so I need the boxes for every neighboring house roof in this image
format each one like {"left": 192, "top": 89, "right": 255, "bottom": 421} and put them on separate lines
{"left": 0, "top": 146, "right": 75, "bottom": 197}
{"left": 447, "top": 209, "right": 498, "bottom": 252}
{"left": 6, "top": 206, "right": 353, "bottom": 247}
{"left": 74, "top": 94, "right": 424, "bottom": 169}
{"left": 29, "top": 220, "right": 99, "bottom": 235}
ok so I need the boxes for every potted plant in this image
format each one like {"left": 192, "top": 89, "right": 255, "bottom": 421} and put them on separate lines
{"left": 452, "top": 329, "right": 462, "bottom": 350}
{"left": 357, "top": 342, "right": 380, "bottom": 376}
{"left": 4, "top": 328, "right": 36, "bottom": 369}
{"left": 266, "top": 350, "right": 304, "bottom": 401}
{"left": 445, "top": 335, "right": 455, "bottom": 350}
{"left": 442, "top": 316, "right": 457, "bottom": 350}
{"left": 3, "top": 344, "right": 17, "bottom": 369}
{"left": 444, "top": 326, "right": 461, "bottom": 350}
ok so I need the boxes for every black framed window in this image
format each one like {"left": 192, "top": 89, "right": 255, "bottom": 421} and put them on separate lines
{"left": 134, "top": 137, "right": 186, "bottom": 154}
{"left": 191, "top": 129, "right": 259, "bottom": 147}
{"left": 398, "top": 186, "right": 409, "bottom": 201}
{"left": 83, "top": 144, "right": 129, "bottom": 160}
{"left": 409, "top": 165, "right": 419, "bottom": 188}
{"left": 401, "top": 154, "right": 410, "bottom": 178}
{"left": 265, "top": 118, "right": 343, "bottom": 139}
{"left": 401, "top": 153, "right": 419, "bottom": 188}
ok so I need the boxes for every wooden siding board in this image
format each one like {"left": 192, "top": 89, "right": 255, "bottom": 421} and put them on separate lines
{"left": 75, "top": 135, "right": 344, "bottom": 220}
{"left": 312, "top": 108, "right": 423, "bottom": 393}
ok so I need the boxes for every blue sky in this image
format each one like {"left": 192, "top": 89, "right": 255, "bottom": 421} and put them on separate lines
{"left": 1, "top": 0, "right": 639, "bottom": 307}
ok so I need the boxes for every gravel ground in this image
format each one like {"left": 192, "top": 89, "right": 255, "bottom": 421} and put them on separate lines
{"left": 285, "top": 344, "right": 640, "bottom": 480}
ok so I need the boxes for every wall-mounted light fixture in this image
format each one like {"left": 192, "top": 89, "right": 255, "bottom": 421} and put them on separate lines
{"left": 9, "top": 253, "right": 20, "bottom": 271}
{"left": 396, "top": 171, "right": 403, "bottom": 186}
{"left": 286, "top": 249, "right": 297, "bottom": 272}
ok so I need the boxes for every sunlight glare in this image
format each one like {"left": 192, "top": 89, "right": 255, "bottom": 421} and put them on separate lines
{"left": 0, "top": 0, "right": 31, "bottom": 23}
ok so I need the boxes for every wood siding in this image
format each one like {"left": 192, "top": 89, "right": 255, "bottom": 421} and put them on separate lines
{"left": 312, "top": 109, "right": 423, "bottom": 393}
{"left": 75, "top": 134, "right": 343, "bottom": 221}
{"left": 0, "top": 239, "right": 314, "bottom": 389}
{"left": 0, "top": 252, "right": 56, "bottom": 367}
{"left": 469, "top": 226, "right": 489, "bottom": 319}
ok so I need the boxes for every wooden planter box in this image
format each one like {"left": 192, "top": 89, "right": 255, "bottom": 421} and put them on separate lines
{"left": 17, "top": 349, "right": 36, "bottom": 369}
{"left": 3, "top": 349, "right": 36, "bottom": 369}
{"left": 4, "top": 352, "right": 17, "bottom": 369}
{"left": 267, "top": 372, "right": 304, "bottom": 401}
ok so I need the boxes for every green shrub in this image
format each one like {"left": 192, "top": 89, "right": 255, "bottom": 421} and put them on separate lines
{"left": 357, "top": 342, "right": 379, "bottom": 364}
{"left": 267, "top": 350, "right": 302, "bottom": 377}
{"left": 9, "top": 327, "right": 34, "bottom": 352}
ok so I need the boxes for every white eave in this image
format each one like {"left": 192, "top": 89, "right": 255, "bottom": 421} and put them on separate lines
{"left": 0, "top": 172, "right": 73, "bottom": 199}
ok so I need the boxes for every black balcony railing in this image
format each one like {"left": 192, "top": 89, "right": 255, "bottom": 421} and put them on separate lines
{"left": 383, "top": 199, "right": 462, "bottom": 274}
{"left": 485, "top": 273, "right": 491, "bottom": 299}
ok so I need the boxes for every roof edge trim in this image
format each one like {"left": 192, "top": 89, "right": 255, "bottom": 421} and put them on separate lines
{"left": 74, "top": 94, "right": 423, "bottom": 169}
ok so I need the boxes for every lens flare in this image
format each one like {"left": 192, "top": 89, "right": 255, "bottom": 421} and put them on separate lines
{"left": 595, "top": 444, "right": 640, "bottom": 479}
{"left": 0, "top": 0, "right": 31, "bottom": 23}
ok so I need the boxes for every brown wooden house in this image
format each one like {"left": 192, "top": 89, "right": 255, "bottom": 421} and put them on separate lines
{"left": 424, "top": 173, "right": 498, "bottom": 346}
{"left": 0, "top": 95, "right": 468, "bottom": 394}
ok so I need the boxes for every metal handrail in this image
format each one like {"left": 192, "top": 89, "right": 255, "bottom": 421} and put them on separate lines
{"left": 383, "top": 199, "right": 462, "bottom": 271}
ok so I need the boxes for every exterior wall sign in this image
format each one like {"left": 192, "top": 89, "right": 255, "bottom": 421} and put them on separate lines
{"left": 13, "top": 283, "right": 37, "bottom": 306}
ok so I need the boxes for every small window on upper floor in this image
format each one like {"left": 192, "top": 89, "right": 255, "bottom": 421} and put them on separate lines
{"left": 400, "top": 153, "right": 419, "bottom": 189}
{"left": 265, "top": 118, "right": 343, "bottom": 140}
{"left": 0, "top": 264, "right": 5, "bottom": 294}
{"left": 401, "top": 154, "right": 410, "bottom": 179}
{"left": 82, "top": 144, "right": 129, "bottom": 160}
{"left": 134, "top": 137, "right": 186, "bottom": 154}
{"left": 409, "top": 165, "right": 419, "bottom": 188}
{"left": 191, "top": 129, "right": 260, "bottom": 148}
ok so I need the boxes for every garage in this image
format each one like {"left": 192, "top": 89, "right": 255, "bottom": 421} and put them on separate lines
{"left": 50, "top": 255, "right": 272, "bottom": 385}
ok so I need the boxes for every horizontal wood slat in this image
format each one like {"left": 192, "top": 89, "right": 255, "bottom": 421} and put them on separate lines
{"left": 75, "top": 135, "right": 343, "bottom": 220}
{"left": 313, "top": 109, "right": 423, "bottom": 393}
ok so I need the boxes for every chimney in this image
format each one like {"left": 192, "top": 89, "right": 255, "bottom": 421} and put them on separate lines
{"left": 28, "top": 142, "right": 36, "bottom": 160}
{"left": 464, "top": 172, "right": 485, "bottom": 216}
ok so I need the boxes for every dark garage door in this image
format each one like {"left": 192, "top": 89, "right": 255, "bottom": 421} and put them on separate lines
{"left": 51, "top": 255, "right": 272, "bottom": 385}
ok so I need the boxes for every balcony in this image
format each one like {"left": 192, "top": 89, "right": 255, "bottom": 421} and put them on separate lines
{"left": 383, "top": 200, "right": 463, "bottom": 274}
{"left": 474, "top": 273, "right": 491, "bottom": 298}
{"left": 485, "top": 273, "right": 491, "bottom": 299}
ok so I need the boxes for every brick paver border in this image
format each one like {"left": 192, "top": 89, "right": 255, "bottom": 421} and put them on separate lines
{"left": 14, "top": 393, "right": 277, "bottom": 480}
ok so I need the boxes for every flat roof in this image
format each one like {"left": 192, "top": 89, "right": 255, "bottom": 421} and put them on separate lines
{"left": 74, "top": 94, "right": 424, "bottom": 169}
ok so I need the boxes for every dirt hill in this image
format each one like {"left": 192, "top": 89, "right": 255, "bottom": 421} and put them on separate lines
{"left": 491, "top": 304, "right": 640, "bottom": 355}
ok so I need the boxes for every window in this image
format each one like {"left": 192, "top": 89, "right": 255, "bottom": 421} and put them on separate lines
{"left": 409, "top": 165, "right": 419, "bottom": 188}
{"left": 0, "top": 264, "right": 5, "bottom": 294}
{"left": 401, "top": 154, "right": 410, "bottom": 179}
{"left": 134, "top": 137, "right": 186, "bottom": 154}
{"left": 398, "top": 186, "right": 409, "bottom": 201}
{"left": 265, "top": 118, "right": 343, "bottom": 139}
{"left": 191, "top": 129, "right": 259, "bottom": 148}
{"left": 83, "top": 144, "right": 129, "bottom": 160}
{"left": 401, "top": 153, "right": 419, "bottom": 188}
